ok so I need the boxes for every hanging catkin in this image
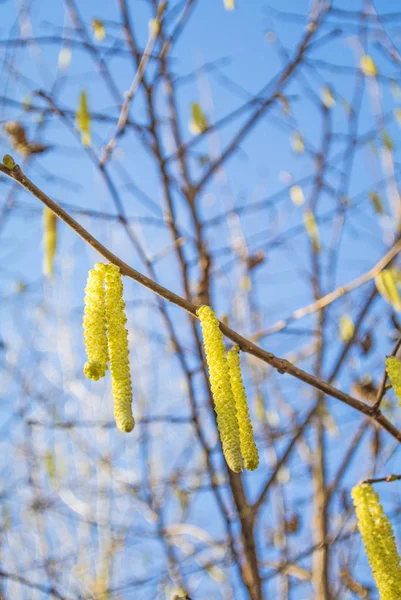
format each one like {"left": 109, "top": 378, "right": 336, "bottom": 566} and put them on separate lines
{"left": 197, "top": 305, "right": 242, "bottom": 472}
{"left": 351, "top": 483, "right": 401, "bottom": 599}
{"left": 83, "top": 263, "right": 109, "bottom": 380}
{"left": 105, "top": 264, "right": 135, "bottom": 433}
{"left": 43, "top": 207, "right": 57, "bottom": 277}
{"left": 76, "top": 90, "right": 91, "bottom": 146}
{"left": 226, "top": 346, "right": 259, "bottom": 471}
{"left": 385, "top": 356, "right": 401, "bottom": 405}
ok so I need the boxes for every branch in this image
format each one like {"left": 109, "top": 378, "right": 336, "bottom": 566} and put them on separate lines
{"left": 100, "top": 3, "right": 163, "bottom": 166}
{"left": 252, "top": 403, "right": 318, "bottom": 515}
{"left": 252, "top": 241, "right": 401, "bottom": 340}
{"left": 193, "top": 4, "right": 330, "bottom": 194}
{"left": 1, "top": 161, "right": 401, "bottom": 445}
{"left": 362, "top": 474, "right": 401, "bottom": 484}
{"left": 0, "top": 569, "right": 71, "bottom": 600}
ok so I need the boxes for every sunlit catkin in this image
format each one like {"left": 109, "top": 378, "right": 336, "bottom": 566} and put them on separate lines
{"left": 197, "top": 305, "right": 242, "bottom": 472}
{"left": 351, "top": 483, "right": 401, "bottom": 599}
{"left": 105, "top": 264, "right": 135, "bottom": 433}
{"left": 76, "top": 90, "right": 91, "bottom": 146}
{"left": 43, "top": 207, "right": 57, "bottom": 277}
{"left": 227, "top": 346, "right": 259, "bottom": 470}
{"left": 83, "top": 263, "right": 108, "bottom": 380}
{"left": 385, "top": 356, "right": 401, "bottom": 405}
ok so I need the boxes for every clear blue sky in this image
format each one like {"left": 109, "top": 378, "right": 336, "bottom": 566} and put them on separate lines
{"left": 1, "top": 1, "right": 401, "bottom": 598}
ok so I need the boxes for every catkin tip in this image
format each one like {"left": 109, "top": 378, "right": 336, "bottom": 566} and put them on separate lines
{"left": 116, "top": 415, "right": 135, "bottom": 433}
{"left": 84, "top": 360, "right": 107, "bottom": 381}
{"left": 244, "top": 457, "right": 259, "bottom": 471}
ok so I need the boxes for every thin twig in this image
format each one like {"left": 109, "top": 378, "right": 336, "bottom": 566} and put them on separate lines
{"left": 252, "top": 244, "right": 401, "bottom": 340}
{"left": 1, "top": 162, "right": 401, "bottom": 445}
{"left": 362, "top": 474, "right": 401, "bottom": 484}
{"left": 100, "top": 13, "right": 161, "bottom": 166}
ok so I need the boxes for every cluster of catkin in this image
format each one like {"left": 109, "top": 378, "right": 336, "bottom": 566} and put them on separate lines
{"left": 197, "top": 305, "right": 259, "bottom": 472}
{"left": 352, "top": 482, "right": 401, "bottom": 599}
{"left": 83, "top": 262, "right": 135, "bottom": 433}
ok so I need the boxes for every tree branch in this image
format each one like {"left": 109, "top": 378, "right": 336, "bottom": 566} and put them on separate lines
{"left": 1, "top": 161, "right": 401, "bottom": 445}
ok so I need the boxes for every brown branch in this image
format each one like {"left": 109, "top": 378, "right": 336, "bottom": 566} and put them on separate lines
{"left": 100, "top": 3, "right": 163, "bottom": 166}
{"left": 193, "top": 4, "right": 329, "bottom": 195}
{"left": 0, "top": 570, "right": 71, "bottom": 600}
{"left": 252, "top": 404, "right": 318, "bottom": 515}
{"left": 1, "top": 161, "right": 401, "bottom": 447}
{"left": 362, "top": 474, "right": 401, "bottom": 484}
{"left": 252, "top": 241, "right": 401, "bottom": 340}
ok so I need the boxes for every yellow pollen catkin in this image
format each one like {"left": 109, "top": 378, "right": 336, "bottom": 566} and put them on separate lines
{"left": 43, "top": 207, "right": 57, "bottom": 277}
{"left": 197, "top": 305, "right": 242, "bottom": 472}
{"left": 83, "top": 263, "right": 109, "bottom": 380}
{"left": 105, "top": 264, "right": 135, "bottom": 433}
{"left": 385, "top": 356, "right": 401, "bottom": 405}
{"left": 76, "top": 90, "right": 91, "bottom": 146}
{"left": 351, "top": 483, "right": 401, "bottom": 599}
{"left": 227, "top": 346, "right": 259, "bottom": 471}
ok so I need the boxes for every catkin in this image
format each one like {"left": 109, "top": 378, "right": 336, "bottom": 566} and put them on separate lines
{"left": 385, "top": 356, "right": 401, "bottom": 405}
{"left": 227, "top": 346, "right": 259, "bottom": 470}
{"left": 43, "top": 207, "right": 57, "bottom": 277}
{"left": 197, "top": 305, "right": 242, "bottom": 472}
{"left": 76, "top": 91, "right": 91, "bottom": 146}
{"left": 351, "top": 483, "right": 401, "bottom": 599}
{"left": 83, "top": 263, "right": 109, "bottom": 380}
{"left": 105, "top": 264, "right": 135, "bottom": 433}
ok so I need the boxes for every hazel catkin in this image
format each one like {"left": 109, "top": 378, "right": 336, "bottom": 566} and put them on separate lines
{"left": 43, "top": 207, "right": 57, "bottom": 278}
{"left": 227, "top": 346, "right": 259, "bottom": 470}
{"left": 197, "top": 305, "right": 242, "bottom": 472}
{"left": 351, "top": 483, "right": 401, "bottom": 599}
{"left": 385, "top": 356, "right": 401, "bottom": 405}
{"left": 83, "top": 263, "right": 108, "bottom": 380}
{"left": 105, "top": 264, "right": 135, "bottom": 433}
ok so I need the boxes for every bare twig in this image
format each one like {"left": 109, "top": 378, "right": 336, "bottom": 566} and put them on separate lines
{"left": 100, "top": 5, "right": 162, "bottom": 166}
{"left": 1, "top": 161, "right": 401, "bottom": 447}
{"left": 252, "top": 244, "right": 401, "bottom": 340}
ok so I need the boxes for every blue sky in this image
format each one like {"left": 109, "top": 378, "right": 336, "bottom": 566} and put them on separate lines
{"left": 1, "top": 0, "right": 401, "bottom": 598}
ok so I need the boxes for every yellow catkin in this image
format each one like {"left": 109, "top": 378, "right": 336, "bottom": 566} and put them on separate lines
{"left": 226, "top": 346, "right": 259, "bottom": 470}
{"left": 197, "top": 305, "right": 242, "bottom": 472}
{"left": 105, "top": 264, "right": 135, "bottom": 433}
{"left": 385, "top": 356, "right": 401, "bottom": 405}
{"left": 83, "top": 263, "right": 109, "bottom": 380}
{"left": 43, "top": 207, "right": 57, "bottom": 277}
{"left": 76, "top": 90, "right": 91, "bottom": 146}
{"left": 351, "top": 483, "right": 401, "bottom": 599}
